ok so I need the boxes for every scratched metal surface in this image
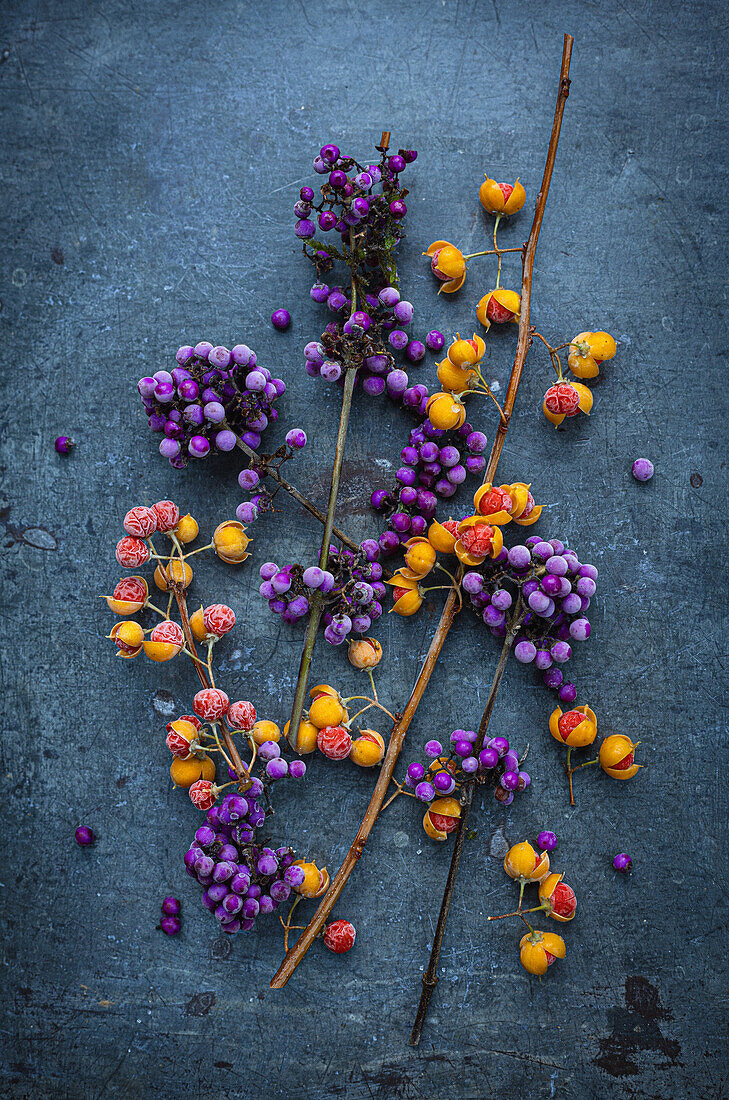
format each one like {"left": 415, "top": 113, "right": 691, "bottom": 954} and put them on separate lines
{"left": 1, "top": 1, "right": 727, "bottom": 1097}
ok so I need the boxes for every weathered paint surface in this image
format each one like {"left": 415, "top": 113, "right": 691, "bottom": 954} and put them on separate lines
{"left": 1, "top": 2, "right": 726, "bottom": 1097}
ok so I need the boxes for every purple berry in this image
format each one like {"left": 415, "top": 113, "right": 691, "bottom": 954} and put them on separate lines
{"left": 632, "top": 458, "right": 654, "bottom": 482}
{"left": 537, "top": 830, "right": 557, "bottom": 852}
{"left": 74, "top": 825, "right": 95, "bottom": 847}
{"left": 613, "top": 853, "right": 632, "bottom": 873}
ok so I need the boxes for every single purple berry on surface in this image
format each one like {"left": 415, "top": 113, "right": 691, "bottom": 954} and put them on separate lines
{"left": 551, "top": 641, "right": 572, "bottom": 663}
{"left": 537, "top": 830, "right": 557, "bottom": 852}
{"left": 266, "top": 758, "right": 288, "bottom": 780}
{"left": 237, "top": 502, "right": 258, "bottom": 523}
{"left": 271, "top": 308, "right": 291, "bottom": 331}
{"left": 543, "top": 667, "right": 564, "bottom": 689}
{"left": 55, "top": 435, "right": 75, "bottom": 455}
{"left": 74, "top": 825, "right": 95, "bottom": 847}
{"left": 388, "top": 329, "right": 408, "bottom": 351}
{"left": 286, "top": 428, "right": 307, "bottom": 449}
{"left": 378, "top": 286, "right": 400, "bottom": 307}
{"left": 160, "top": 916, "right": 181, "bottom": 936}
{"left": 479, "top": 747, "right": 499, "bottom": 770}
{"left": 632, "top": 458, "right": 654, "bottom": 482}
{"left": 514, "top": 640, "right": 537, "bottom": 663}
{"left": 289, "top": 759, "right": 306, "bottom": 779}
{"left": 613, "top": 853, "right": 632, "bottom": 873}
{"left": 405, "top": 340, "right": 425, "bottom": 363}
{"left": 569, "top": 617, "right": 591, "bottom": 641}
{"left": 426, "top": 330, "right": 445, "bottom": 351}
{"left": 394, "top": 300, "right": 414, "bottom": 325}
{"left": 162, "top": 896, "right": 181, "bottom": 916}
{"left": 406, "top": 761, "right": 425, "bottom": 784}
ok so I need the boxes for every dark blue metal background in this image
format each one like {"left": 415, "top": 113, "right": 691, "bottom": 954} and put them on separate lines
{"left": 1, "top": 1, "right": 726, "bottom": 1096}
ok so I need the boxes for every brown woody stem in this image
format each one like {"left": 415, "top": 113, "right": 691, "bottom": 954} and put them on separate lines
{"left": 236, "top": 438, "right": 361, "bottom": 555}
{"left": 270, "top": 578, "right": 462, "bottom": 988}
{"left": 271, "top": 37, "right": 572, "bottom": 991}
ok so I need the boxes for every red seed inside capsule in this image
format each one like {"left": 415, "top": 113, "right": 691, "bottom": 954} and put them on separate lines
{"left": 498, "top": 183, "right": 514, "bottom": 203}
{"left": 551, "top": 881, "right": 577, "bottom": 917}
{"left": 557, "top": 711, "right": 585, "bottom": 741}
{"left": 486, "top": 296, "right": 514, "bottom": 323}
{"left": 429, "top": 812, "right": 459, "bottom": 834}
{"left": 610, "top": 751, "right": 634, "bottom": 770}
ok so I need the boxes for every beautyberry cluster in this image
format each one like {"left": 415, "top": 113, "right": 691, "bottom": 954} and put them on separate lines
{"left": 138, "top": 342, "right": 285, "bottom": 467}
{"left": 404, "top": 730, "right": 530, "bottom": 836}
{"left": 258, "top": 543, "right": 385, "bottom": 642}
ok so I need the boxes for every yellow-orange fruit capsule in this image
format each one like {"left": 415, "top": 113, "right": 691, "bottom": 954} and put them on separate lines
{"left": 519, "top": 929, "right": 566, "bottom": 975}
{"left": 154, "top": 559, "right": 193, "bottom": 591}
{"left": 349, "top": 729, "right": 385, "bottom": 767}
{"left": 170, "top": 753, "right": 216, "bottom": 788}
{"left": 426, "top": 392, "right": 466, "bottom": 430}
{"left": 174, "top": 514, "right": 199, "bottom": 543}
{"left": 549, "top": 705, "right": 598, "bottom": 748}
{"left": 284, "top": 719, "right": 319, "bottom": 754}
{"left": 503, "top": 841, "right": 550, "bottom": 883}
{"left": 599, "top": 734, "right": 641, "bottom": 780}
{"left": 251, "top": 719, "right": 282, "bottom": 746}
{"left": 479, "top": 176, "right": 526, "bottom": 216}
{"left": 308, "top": 694, "right": 345, "bottom": 730}
{"left": 213, "top": 520, "right": 250, "bottom": 564}
{"left": 425, "top": 241, "right": 466, "bottom": 293}
{"left": 292, "top": 860, "right": 329, "bottom": 898}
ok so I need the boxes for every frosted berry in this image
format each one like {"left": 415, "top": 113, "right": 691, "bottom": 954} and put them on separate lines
{"left": 161, "top": 896, "right": 181, "bottom": 915}
{"left": 152, "top": 500, "right": 180, "bottom": 532}
{"left": 544, "top": 383, "right": 580, "bottom": 417}
{"left": 189, "top": 779, "right": 216, "bottom": 811}
{"left": 192, "top": 688, "right": 230, "bottom": 721}
{"left": 271, "top": 308, "right": 291, "bottom": 330}
{"left": 613, "top": 853, "right": 632, "bottom": 873}
{"left": 203, "top": 604, "right": 236, "bottom": 637}
{"left": 324, "top": 919, "right": 356, "bottom": 953}
{"left": 317, "top": 725, "right": 352, "bottom": 761}
{"left": 115, "top": 536, "right": 150, "bottom": 568}
{"left": 123, "top": 506, "right": 158, "bottom": 538}
{"left": 160, "top": 915, "right": 181, "bottom": 935}
{"left": 286, "top": 428, "right": 307, "bottom": 449}
{"left": 150, "top": 620, "right": 184, "bottom": 646}
{"left": 227, "top": 700, "right": 256, "bottom": 729}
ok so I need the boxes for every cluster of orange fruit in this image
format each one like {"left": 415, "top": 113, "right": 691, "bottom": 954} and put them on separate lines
{"left": 284, "top": 683, "right": 386, "bottom": 768}
{"left": 500, "top": 840, "right": 578, "bottom": 976}
{"left": 386, "top": 482, "right": 540, "bottom": 616}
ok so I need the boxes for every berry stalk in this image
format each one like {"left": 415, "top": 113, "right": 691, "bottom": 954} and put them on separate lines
{"left": 269, "top": 32, "right": 574, "bottom": 993}
{"left": 410, "top": 33, "right": 574, "bottom": 1042}
{"left": 269, "top": 577, "right": 461, "bottom": 987}
{"left": 410, "top": 602, "right": 523, "bottom": 1045}
{"left": 236, "top": 438, "right": 362, "bottom": 556}
{"left": 285, "top": 360, "right": 359, "bottom": 748}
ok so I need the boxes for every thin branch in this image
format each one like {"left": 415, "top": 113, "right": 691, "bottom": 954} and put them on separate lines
{"left": 236, "top": 439, "right": 361, "bottom": 555}
{"left": 411, "top": 33, "right": 574, "bottom": 1042}
{"left": 270, "top": 577, "right": 462, "bottom": 988}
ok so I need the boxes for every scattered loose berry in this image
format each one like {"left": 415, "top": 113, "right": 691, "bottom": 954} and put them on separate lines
{"left": 613, "top": 853, "right": 632, "bottom": 873}
{"left": 537, "top": 830, "right": 557, "bottom": 852}
{"left": 161, "top": 896, "right": 181, "bottom": 916}
{"left": 271, "top": 308, "right": 291, "bottom": 331}
{"left": 75, "top": 825, "right": 95, "bottom": 847}
{"left": 160, "top": 915, "right": 181, "bottom": 935}
{"left": 631, "top": 458, "right": 654, "bottom": 482}
{"left": 323, "top": 919, "right": 356, "bottom": 953}
{"left": 54, "top": 435, "right": 75, "bottom": 454}
{"left": 285, "top": 428, "right": 307, "bottom": 449}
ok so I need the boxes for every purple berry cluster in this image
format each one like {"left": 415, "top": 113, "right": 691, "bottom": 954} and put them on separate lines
{"left": 304, "top": 284, "right": 427, "bottom": 395}
{"left": 371, "top": 420, "right": 488, "bottom": 553}
{"left": 405, "top": 732, "right": 530, "bottom": 811}
{"left": 184, "top": 787, "right": 305, "bottom": 936}
{"left": 296, "top": 141, "right": 415, "bottom": 252}
{"left": 138, "top": 342, "right": 285, "bottom": 468}
{"left": 257, "top": 542, "right": 385, "bottom": 643}
{"left": 462, "top": 536, "right": 598, "bottom": 704}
